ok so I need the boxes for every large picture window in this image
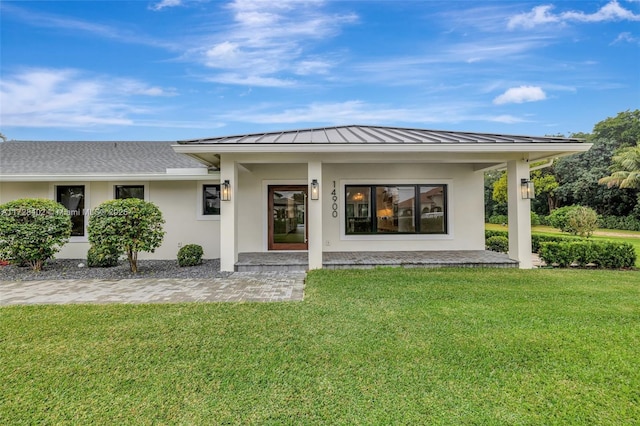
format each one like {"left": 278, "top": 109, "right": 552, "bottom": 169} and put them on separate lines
{"left": 56, "top": 185, "right": 85, "bottom": 237}
{"left": 345, "top": 184, "right": 447, "bottom": 235}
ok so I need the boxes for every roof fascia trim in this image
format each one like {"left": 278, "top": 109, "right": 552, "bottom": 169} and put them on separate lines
{"left": 173, "top": 143, "right": 592, "bottom": 154}
{"left": 0, "top": 172, "right": 221, "bottom": 182}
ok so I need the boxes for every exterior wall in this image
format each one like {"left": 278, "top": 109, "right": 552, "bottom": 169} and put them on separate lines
{"left": 0, "top": 180, "right": 221, "bottom": 260}
{"left": 234, "top": 160, "right": 485, "bottom": 253}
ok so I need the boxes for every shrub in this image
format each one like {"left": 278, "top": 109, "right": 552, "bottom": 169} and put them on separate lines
{"left": 531, "top": 234, "right": 583, "bottom": 253}
{"left": 530, "top": 212, "right": 541, "bottom": 226}
{"left": 88, "top": 198, "right": 165, "bottom": 273}
{"left": 488, "top": 215, "right": 509, "bottom": 225}
{"left": 486, "top": 236, "right": 509, "bottom": 253}
{"left": 0, "top": 198, "right": 71, "bottom": 271}
{"left": 539, "top": 241, "right": 636, "bottom": 269}
{"left": 177, "top": 244, "right": 204, "bottom": 267}
{"left": 565, "top": 206, "right": 598, "bottom": 237}
{"left": 548, "top": 206, "right": 576, "bottom": 232}
{"left": 87, "top": 245, "right": 119, "bottom": 268}
{"left": 597, "top": 215, "right": 640, "bottom": 232}
{"left": 486, "top": 230, "right": 582, "bottom": 253}
{"left": 539, "top": 242, "right": 574, "bottom": 267}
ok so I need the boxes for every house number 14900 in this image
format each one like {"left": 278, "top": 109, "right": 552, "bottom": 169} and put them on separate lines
{"left": 331, "top": 181, "right": 338, "bottom": 218}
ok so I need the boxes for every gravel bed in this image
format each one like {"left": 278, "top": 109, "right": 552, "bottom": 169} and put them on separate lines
{"left": 0, "top": 259, "right": 231, "bottom": 281}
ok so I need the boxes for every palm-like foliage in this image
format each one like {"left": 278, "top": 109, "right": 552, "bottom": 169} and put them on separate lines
{"left": 599, "top": 144, "right": 640, "bottom": 190}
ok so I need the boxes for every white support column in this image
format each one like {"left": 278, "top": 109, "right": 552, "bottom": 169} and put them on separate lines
{"left": 507, "top": 159, "right": 533, "bottom": 269}
{"left": 308, "top": 161, "right": 323, "bottom": 270}
{"left": 220, "top": 156, "right": 238, "bottom": 272}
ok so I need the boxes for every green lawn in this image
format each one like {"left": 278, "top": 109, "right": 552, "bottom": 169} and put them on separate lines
{"left": 2, "top": 268, "right": 639, "bottom": 424}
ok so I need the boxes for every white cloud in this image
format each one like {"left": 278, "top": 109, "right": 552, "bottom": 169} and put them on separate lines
{"left": 150, "top": 0, "right": 182, "bottom": 11}
{"left": 194, "top": 0, "right": 358, "bottom": 87}
{"left": 611, "top": 32, "right": 640, "bottom": 44}
{"left": 493, "top": 86, "right": 547, "bottom": 105}
{"left": 508, "top": 1, "right": 640, "bottom": 29}
{"left": 0, "top": 68, "right": 176, "bottom": 128}
{"left": 214, "top": 100, "right": 528, "bottom": 127}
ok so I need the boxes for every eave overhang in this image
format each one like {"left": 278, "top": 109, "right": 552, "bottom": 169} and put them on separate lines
{"left": 0, "top": 171, "right": 220, "bottom": 182}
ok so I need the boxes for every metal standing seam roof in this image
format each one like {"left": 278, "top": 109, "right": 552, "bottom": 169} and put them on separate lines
{"left": 0, "top": 141, "right": 207, "bottom": 175}
{"left": 178, "top": 125, "right": 585, "bottom": 145}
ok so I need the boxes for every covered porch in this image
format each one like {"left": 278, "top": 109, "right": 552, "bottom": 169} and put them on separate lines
{"left": 235, "top": 250, "right": 519, "bottom": 272}
{"left": 174, "top": 125, "right": 591, "bottom": 272}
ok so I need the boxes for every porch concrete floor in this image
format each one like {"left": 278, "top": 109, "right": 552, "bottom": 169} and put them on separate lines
{"left": 236, "top": 250, "right": 519, "bottom": 272}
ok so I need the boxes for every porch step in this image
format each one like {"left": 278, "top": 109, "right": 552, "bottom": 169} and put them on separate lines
{"left": 235, "top": 251, "right": 519, "bottom": 272}
{"left": 235, "top": 252, "right": 308, "bottom": 272}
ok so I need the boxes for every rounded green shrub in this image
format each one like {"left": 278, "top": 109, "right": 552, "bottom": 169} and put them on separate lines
{"left": 177, "top": 244, "right": 204, "bottom": 267}
{"left": 0, "top": 198, "right": 71, "bottom": 271}
{"left": 486, "top": 236, "right": 509, "bottom": 253}
{"left": 87, "top": 245, "right": 119, "bottom": 268}
{"left": 565, "top": 206, "right": 598, "bottom": 237}
{"left": 548, "top": 206, "right": 575, "bottom": 232}
{"left": 88, "top": 198, "right": 165, "bottom": 273}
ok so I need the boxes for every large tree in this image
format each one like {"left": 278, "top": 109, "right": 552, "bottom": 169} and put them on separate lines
{"left": 553, "top": 111, "right": 640, "bottom": 216}
{"left": 599, "top": 144, "right": 640, "bottom": 190}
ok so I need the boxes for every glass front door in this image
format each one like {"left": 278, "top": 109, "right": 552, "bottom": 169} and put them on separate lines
{"left": 268, "top": 185, "right": 308, "bottom": 250}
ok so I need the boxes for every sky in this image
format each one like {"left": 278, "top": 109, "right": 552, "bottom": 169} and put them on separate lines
{"left": 0, "top": 0, "right": 639, "bottom": 141}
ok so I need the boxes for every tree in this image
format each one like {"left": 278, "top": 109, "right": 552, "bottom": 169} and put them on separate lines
{"left": 531, "top": 170, "right": 559, "bottom": 213}
{"left": 599, "top": 144, "right": 640, "bottom": 190}
{"left": 0, "top": 198, "right": 72, "bottom": 271}
{"left": 491, "top": 172, "right": 508, "bottom": 205}
{"left": 88, "top": 198, "right": 165, "bottom": 273}
{"left": 592, "top": 110, "right": 640, "bottom": 149}
{"left": 490, "top": 168, "right": 559, "bottom": 215}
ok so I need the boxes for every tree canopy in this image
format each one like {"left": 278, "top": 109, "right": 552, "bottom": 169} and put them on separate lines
{"left": 487, "top": 110, "right": 640, "bottom": 219}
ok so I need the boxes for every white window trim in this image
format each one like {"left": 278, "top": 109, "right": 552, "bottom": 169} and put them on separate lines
{"left": 339, "top": 179, "right": 454, "bottom": 241}
{"left": 109, "top": 181, "right": 149, "bottom": 201}
{"left": 196, "top": 181, "right": 221, "bottom": 221}
{"left": 50, "top": 182, "right": 90, "bottom": 243}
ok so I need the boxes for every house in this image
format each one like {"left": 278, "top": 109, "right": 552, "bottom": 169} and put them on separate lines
{"left": 0, "top": 126, "right": 591, "bottom": 271}
{"left": 0, "top": 141, "right": 221, "bottom": 260}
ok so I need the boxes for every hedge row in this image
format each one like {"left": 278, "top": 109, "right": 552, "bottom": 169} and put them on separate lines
{"left": 485, "top": 230, "right": 582, "bottom": 253}
{"left": 597, "top": 215, "right": 640, "bottom": 232}
{"left": 539, "top": 241, "right": 637, "bottom": 269}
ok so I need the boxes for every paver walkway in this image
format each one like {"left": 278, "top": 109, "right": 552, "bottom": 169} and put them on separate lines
{"left": 0, "top": 272, "right": 306, "bottom": 306}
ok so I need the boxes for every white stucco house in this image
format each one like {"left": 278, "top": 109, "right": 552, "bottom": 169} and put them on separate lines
{"left": 0, "top": 125, "right": 591, "bottom": 271}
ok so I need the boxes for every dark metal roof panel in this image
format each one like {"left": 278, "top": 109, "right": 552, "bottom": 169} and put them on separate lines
{"left": 178, "top": 125, "right": 584, "bottom": 145}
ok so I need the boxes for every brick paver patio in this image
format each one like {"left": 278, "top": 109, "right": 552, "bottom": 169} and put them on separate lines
{"left": 0, "top": 272, "right": 306, "bottom": 306}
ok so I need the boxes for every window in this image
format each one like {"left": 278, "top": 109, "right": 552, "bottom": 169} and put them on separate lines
{"left": 345, "top": 184, "right": 447, "bottom": 235}
{"left": 203, "top": 184, "right": 220, "bottom": 215}
{"left": 56, "top": 185, "right": 85, "bottom": 237}
{"left": 115, "top": 185, "right": 144, "bottom": 200}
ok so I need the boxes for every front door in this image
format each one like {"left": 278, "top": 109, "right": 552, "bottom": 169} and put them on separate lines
{"left": 268, "top": 185, "right": 308, "bottom": 250}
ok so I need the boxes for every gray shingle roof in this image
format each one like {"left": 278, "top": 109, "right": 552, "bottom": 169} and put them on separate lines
{"left": 0, "top": 141, "right": 206, "bottom": 175}
{"left": 179, "top": 125, "right": 584, "bottom": 145}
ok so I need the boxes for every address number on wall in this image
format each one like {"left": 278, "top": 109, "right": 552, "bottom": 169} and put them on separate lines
{"left": 331, "top": 181, "right": 338, "bottom": 218}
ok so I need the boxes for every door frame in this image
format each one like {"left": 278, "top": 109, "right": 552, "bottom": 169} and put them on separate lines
{"left": 268, "top": 185, "right": 308, "bottom": 251}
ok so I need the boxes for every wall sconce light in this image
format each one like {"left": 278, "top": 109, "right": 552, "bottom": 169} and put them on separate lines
{"left": 221, "top": 180, "right": 231, "bottom": 201}
{"left": 521, "top": 178, "right": 534, "bottom": 200}
{"left": 310, "top": 179, "right": 319, "bottom": 200}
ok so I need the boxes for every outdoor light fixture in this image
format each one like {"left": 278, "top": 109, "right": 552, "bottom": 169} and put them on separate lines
{"left": 221, "top": 180, "right": 231, "bottom": 201}
{"left": 521, "top": 178, "right": 535, "bottom": 200}
{"left": 310, "top": 179, "right": 320, "bottom": 200}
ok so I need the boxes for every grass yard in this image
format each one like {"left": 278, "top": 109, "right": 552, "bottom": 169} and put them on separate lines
{"left": 2, "top": 268, "right": 639, "bottom": 424}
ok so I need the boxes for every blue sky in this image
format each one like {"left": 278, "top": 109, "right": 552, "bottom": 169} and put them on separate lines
{"left": 1, "top": 0, "right": 639, "bottom": 141}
